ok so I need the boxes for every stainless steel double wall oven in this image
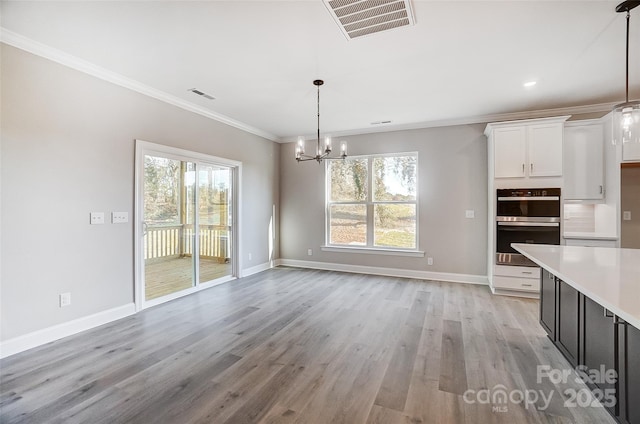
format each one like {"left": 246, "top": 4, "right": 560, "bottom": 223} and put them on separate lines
{"left": 496, "top": 188, "right": 561, "bottom": 266}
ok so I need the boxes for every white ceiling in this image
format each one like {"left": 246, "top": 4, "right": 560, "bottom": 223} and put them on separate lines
{"left": 1, "top": 1, "right": 636, "bottom": 142}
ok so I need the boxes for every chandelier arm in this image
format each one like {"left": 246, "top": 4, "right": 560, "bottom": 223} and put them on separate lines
{"left": 296, "top": 151, "right": 345, "bottom": 163}
{"left": 296, "top": 156, "right": 320, "bottom": 162}
{"left": 297, "top": 153, "right": 317, "bottom": 160}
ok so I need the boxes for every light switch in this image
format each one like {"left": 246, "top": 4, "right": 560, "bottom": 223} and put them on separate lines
{"left": 465, "top": 210, "right": 475, "bottom": 219}
{"left": 90, "top": 212, "right": 105, "bottom": 225}
{"left": 623, "top": 211, "right": 632, "bottom": 221}
{"left": 112, "top": 212, "right": 129, "bottom": 224}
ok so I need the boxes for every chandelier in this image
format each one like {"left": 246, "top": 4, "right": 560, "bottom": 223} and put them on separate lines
{"left": 295, "top": 80, "right": 348, "bottom": 163}
{"left": 613, "top": 1, "right": 640, "bottom": 145}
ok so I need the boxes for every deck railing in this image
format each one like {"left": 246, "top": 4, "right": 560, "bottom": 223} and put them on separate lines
{"left": 144, "top": 224, "right": 229, "bottom": 261}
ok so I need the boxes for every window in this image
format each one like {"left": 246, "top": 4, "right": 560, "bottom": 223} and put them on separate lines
{"left": 327, "top": 153, "right": 418, "bottom": 250}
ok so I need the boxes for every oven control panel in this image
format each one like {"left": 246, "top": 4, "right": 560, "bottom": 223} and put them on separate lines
{"left": 497, "top": 188, "right": 561, "bottom": 197}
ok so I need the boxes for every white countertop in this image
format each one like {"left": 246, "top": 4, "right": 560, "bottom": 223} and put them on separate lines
{"left": 563, "top": 231, "right": 618, "bottom": 240}
{"left": 512, "top": 243, "right": 640, "bottom": 330}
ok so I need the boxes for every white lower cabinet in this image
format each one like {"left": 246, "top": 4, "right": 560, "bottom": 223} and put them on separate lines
{"left": 492, "top": 265, "right": 540, "bottom": 293}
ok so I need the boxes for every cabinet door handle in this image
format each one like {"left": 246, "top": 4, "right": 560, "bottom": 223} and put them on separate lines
{"left": 600, "top": 185, "right": 603, "bottom": 194}
{"left": 531, "top": 163, "right": 534, "bottom": 172}
{"left": 522, "top": 284, "right": 533, "bottom": 287}
{"left": 604, "top": 307, "right": 626, "bottom": 325}
{"left": 522, "top": 163, "right": 525, "bottom": 174}
{"left": 614, "top": 316, "right": 627, "bottom": 326}
{"left": 521, "top": 271, "right": 533, "bottom": 275}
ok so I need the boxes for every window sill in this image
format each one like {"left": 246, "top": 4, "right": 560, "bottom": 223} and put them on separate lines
{"left": 320, "top": 245, "right": 425, "bottom": 257}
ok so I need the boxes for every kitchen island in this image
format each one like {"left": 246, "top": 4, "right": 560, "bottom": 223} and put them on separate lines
{"left": 512, "top": 243, "right": 640, "bottom": 424}
{"left": 512, "top": 244, "right": 640, "bottom": 329}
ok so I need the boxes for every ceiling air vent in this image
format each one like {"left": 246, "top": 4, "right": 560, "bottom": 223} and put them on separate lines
{"left": 188, "top": 88, "right": 215, "bottom": 100}
{"left": 323, "top": 0, "right": 415, "bottom": 40}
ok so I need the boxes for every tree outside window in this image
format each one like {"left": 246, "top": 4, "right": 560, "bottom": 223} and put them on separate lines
{"left": 327, "top": 153, "right": 417, "bottom": 249}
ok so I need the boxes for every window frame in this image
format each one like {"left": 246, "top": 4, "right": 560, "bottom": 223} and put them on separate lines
{"left": 324, "top": 152, "right": 422, "bottom": 255}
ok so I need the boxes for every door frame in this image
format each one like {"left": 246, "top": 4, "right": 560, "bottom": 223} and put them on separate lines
{"left": 134, "top": 140, "right": 242, "bottom": 311}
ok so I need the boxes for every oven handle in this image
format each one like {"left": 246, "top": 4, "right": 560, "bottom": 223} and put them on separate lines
{"left": 497, "top": 196, "right": 560, "bottom": 201}
{"left": 496, "top": 216, "right": 560, "bottom": 223}
{"left": 497, "top": 222, "right": 560, "bottom": 227}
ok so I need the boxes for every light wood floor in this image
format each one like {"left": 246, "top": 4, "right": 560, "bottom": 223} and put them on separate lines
{"left": 145, "top": 257, "right": 231, "bottom": 300}
{"left": 0, "top": 268, "right": 616, "bottom": 424}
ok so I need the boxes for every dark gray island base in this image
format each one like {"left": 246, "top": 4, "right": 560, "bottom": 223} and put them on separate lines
{"left": 513, "top": 243, "right": 640, "bottom": 424}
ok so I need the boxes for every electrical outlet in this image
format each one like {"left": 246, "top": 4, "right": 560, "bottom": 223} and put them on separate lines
{"left": 112, "top": 212, "right": 128, "bottom": 224}
{"left": 307, "top": 249, "right": 313, "bottom": 256}
{"left": 623, "top": 211, "right": 632, "bottom": 221}
{"left": 465, "top": 210, "right": 475, "bottom": 219}
{"left": 427, "top": 257, "right": 433, "bottom": 266}
{"left": 60, "top": 292, "right": 71, "bottom": 307}
{"left": 90, "top": 212, "right": 104, "bottom": 225}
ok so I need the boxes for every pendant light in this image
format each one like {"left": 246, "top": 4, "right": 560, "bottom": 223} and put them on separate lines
{"left": 613, "top": 1, "right": 640, "bottom": 145}
{"left": 295, "top": 80, "right": 348, "bottom": 163}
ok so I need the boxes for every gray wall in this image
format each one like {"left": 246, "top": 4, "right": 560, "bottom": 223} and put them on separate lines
{"left": 1, "top": 44, "right": 280, "bottom": 341}
{"left": 280, "top": 125, "right": 488, "bottom": 276}
{"left": 621, "top": 165, "right": 640, "bottom": 248}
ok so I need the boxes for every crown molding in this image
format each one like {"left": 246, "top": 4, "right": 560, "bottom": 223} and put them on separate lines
{"left": 282, "top": 102, "right": 617, "bottom": 143}
{"left": 3, "top": 28, "right": 616, "bottom": 145}
{"left": 0, "top": 28, "right": 279, "bottom": 142}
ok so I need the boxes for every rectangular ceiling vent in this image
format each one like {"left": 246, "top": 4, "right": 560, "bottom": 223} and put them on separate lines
{"left": 188, "top": 88, "right": 215, "bottom": 100}
{"left": 323, "top": 0, "right": 415, "bottom": 40}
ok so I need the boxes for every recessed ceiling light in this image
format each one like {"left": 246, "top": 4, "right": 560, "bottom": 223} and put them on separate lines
{"left": 523, "top": 81, "right": 537, "bottom": 88}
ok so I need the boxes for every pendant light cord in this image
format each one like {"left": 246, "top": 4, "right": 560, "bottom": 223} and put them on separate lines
{"left": 317, "top": 84, "right": 321, "bottom": 156}
{"left": 627, "top": 10, "right": 631, "bottom": 103}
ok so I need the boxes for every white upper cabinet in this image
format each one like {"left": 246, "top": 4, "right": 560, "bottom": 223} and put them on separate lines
{"left": 528, "top": 123, "right": 564, "bottom": 177}
{"left": 494, "top": 127, "right": 526, "bottom": 178}
{"left": 486, "top": 116, "right": 569, "bottom": 180}
{"left": 564, "top": 121, "right": 604, "bottom": 200}
{"left": 623, "top": 140, "right": 640, "bottom": 161}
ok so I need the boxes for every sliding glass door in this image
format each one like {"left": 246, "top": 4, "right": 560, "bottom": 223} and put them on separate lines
{"left": 143, "top": 156, "right": 197, "bottom": 300}
{"left": 197, "top": 164, "right": 233, "bottom": 284}
{"left": 136, "top": 142, "right": 238, "bottom": 307}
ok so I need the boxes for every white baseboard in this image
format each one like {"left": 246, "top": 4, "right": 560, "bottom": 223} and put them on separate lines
{"left": 278, "top": 259, "right": 488, "bottom": 286}
{"left": 0, "top": 260, "right": 485, "bottom": 359}
{"left": 0, "top": 303, "right": 136, "bottom": 359}
{"left": 241, "top": 261, "right": 276, "bottom": 278}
